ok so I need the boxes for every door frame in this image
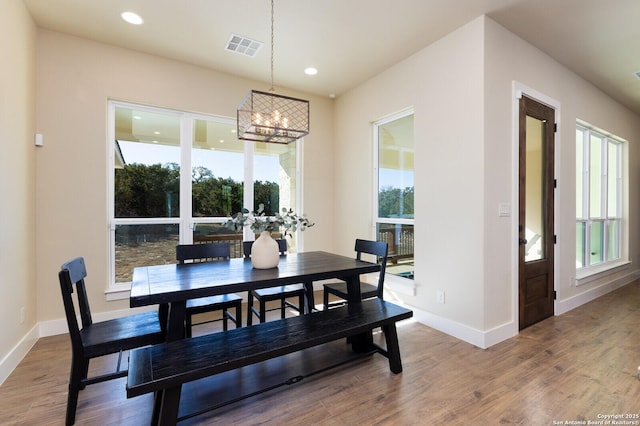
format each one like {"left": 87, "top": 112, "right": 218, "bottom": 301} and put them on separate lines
{"left": 510, "top": 82, "right": 561, "bottom": 335}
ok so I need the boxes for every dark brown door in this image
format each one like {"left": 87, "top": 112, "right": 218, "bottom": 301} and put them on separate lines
{"left": 519, "top": 95, "right": 555, "bottom": 330}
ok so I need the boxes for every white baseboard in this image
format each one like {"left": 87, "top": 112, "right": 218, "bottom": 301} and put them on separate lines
{"left": 0, "top": 325, "right": 39, "bottom": 385}
{"left": 555, "top": 269, "right": 640, "bottom": 315}
{"left": 407, "top": 305, "right": 517, "bottom": 349}
{"left": 482, "top": 321, "right": 519, "bottom": 348}
{"left": 406, "top": 272, "right": 640, "bottom": 350}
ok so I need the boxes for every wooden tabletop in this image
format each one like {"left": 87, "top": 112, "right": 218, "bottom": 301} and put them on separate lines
{"left": 130, "top": 251, "right": 380, "bottom": 308}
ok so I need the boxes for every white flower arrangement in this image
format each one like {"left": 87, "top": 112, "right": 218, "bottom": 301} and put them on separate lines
{"left": 224, "top": 203, "right": 314, "bottom": 237}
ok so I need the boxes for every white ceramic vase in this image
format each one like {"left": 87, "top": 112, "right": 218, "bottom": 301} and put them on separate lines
{"left": 251, "top": 231, "right": 280, "bottom": 269}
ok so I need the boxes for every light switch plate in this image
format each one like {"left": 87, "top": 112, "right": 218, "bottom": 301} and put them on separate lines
{"left": 498, "top": 203, "right": 511, "bottom": 217}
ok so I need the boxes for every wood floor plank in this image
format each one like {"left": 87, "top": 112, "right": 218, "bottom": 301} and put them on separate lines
{"left": 1, "top": 285, "right": 639, "bottom": 425}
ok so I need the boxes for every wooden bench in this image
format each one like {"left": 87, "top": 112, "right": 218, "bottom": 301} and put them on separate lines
{"left": 127, "top": 298, "right": 412, "bottom": 425}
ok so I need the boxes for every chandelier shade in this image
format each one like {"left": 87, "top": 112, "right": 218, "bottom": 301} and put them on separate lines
{"left": 237, "top": 89, "right": 309, "bottom": 144}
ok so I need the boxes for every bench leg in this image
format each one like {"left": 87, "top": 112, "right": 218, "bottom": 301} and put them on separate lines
{"left": 382, "top": 323, "right": 403, "bottom": 374}
{"left": 152, "top": 386, "right": 181, "bottom": 426}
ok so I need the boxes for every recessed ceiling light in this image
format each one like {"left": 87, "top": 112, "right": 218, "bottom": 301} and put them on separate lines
{"left": 121, "top": 11, "right": 144, "bottom": 25}
{"left": 304, "top": 67, "right": 318, "bottom": 76}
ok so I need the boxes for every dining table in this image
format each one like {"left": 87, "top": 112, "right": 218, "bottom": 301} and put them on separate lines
{"left": 130, "top": 250, "right": 382, "bottom": 342}
{"left": 127, "top": 250, "right": 417, "bottom": 425}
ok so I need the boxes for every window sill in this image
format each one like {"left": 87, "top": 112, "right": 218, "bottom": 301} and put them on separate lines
{"left": 105, "top": 283, "right": 132, "bottom": 301}
{"left": 575, "top": 260, "right": 631, "bottom": 286}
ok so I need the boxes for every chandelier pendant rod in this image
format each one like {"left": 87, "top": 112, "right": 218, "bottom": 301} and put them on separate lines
{"left": 269, "top": 0, "right": 275, "bottom": 93}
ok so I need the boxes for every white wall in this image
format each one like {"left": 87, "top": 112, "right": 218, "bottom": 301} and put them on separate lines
{"left": 34, "top": 30, "right": 335, "bottom": 322}
{"left": 0, "top": 0, "right": 38, "bottom": 382}
{"left": 335, "top": 15, "right": 640, "bottom": 347}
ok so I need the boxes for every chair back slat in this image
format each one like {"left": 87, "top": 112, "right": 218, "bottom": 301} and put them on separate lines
{"left": 354, "top": 239, "right": 389, "bottom": 299}
{"left": 177, "top": 243, "right": 231, "bottom": 263}
{"left": 243, "top": 238, "right": 287, "bottom": 258}
{"left": 62, "top": 256, "right": 87, "bottom": 288}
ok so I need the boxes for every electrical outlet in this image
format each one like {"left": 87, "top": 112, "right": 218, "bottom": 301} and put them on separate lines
{"left": 20, "top": 307, "right": 25, "bottom": 324}
{"left": 436, "top": 290, "right": 445, "bottom": 304}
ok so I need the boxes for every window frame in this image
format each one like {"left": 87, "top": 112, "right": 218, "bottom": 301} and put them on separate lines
{"left": 107, "top": 100, "right": 303, "bottom": 297}
{"left": 575, "top": 122, "right": 625, "bottom": 276}
{"left": 372, "top": 108, "right": 415, "bottom": 282}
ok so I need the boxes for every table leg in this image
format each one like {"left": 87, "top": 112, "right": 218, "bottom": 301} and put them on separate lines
{"left": 345, "top": 275, "right": 372, "bottom": 352}
{"left": 157, "top": 303, "right": 169, "bottom": 334}
{"left": 165, "top": 301, "right": 186, "bottom": 342}
{"left": 303, "top": 280, "right": 315, "bottom": 313}
{"left": 345, "top": 275, "right": 362, "bottom": 302}
{"left": 153, "top": 302, "right": 185, "bottom": 423}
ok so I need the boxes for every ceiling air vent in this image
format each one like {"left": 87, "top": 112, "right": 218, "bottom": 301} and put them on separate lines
{"left": 225, "top": 34, "right": 263, "bottom": 58}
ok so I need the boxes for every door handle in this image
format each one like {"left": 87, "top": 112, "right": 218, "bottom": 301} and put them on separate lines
{"left": 519, "top": 238, "right": 528, "bottom": 245}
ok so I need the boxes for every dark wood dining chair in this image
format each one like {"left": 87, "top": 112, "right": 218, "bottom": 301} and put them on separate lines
{"left": 244, "top": 239, "right": 306, "bottom": 325}
{"left": 58, "top": 257, "right": 164, "bottom": 426}
{"left": 177, "top": 242, "right": 242, "bottom": 337}
{"left": 323, "top": 239, "right": 389, "bottom": 309}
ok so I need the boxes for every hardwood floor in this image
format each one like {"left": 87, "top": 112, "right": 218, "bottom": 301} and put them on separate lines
{"left": 1, "top": 283, "right": 639, "bottom": 425}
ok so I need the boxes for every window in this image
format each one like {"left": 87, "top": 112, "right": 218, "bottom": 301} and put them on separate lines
{"left": 374, "top": 110, "right": 414, "bottom": 279}
{"left": 575, "top": 123, "right": 623, "bottom": 270}
{"left": 109, "top": 101, "right": 300, "bottom": 290}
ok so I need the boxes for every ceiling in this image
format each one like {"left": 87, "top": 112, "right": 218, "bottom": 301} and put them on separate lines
{"left": 23, "top": 0, "right": 640, "bottom": 115}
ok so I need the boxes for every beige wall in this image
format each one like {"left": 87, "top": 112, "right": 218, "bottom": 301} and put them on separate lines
{"left": 334, "top": 17, "right": 487, "bottom": 330}
{"left": 483, "top": 16, "right": 640, "bottom": 328}
{"left": 34, "top": 30, "right": 334, "bottom": 322}
{"left": 335, "top": 15, "right": 640, "bottom": 342}
{"left": 0, "top": 0, "right": 37, "bottom": 364}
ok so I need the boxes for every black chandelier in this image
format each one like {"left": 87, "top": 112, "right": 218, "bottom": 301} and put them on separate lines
{"left": 237, "top": 0, "right": 310, "bottom": 144}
